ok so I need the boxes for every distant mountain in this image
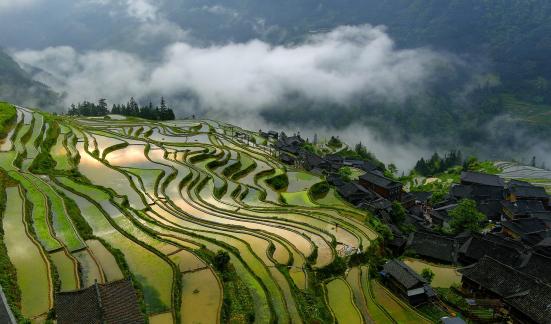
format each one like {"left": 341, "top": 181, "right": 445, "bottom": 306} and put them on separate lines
{"left": 0, "top": 49, "right": 59, "bottom": 110}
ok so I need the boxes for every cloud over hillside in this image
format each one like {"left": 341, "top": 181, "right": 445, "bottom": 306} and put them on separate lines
{"left": 14, "top": 25, "right": 449, "bottom": 113}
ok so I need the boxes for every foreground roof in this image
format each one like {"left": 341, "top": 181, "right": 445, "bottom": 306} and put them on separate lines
{"left": 382, "top": 259, "right": 426, "bottom": 289}
{"left": 0, "top": 285, "right": 15, "bottom": 324}
{"left": 407, "top": 231, "right": 457, "bottom": 263}
{"left": 459, "top": 234, "right": 525, "bottom": 266}
{"left": 56, "top": 279, "right": 144, "bottom": 324}
{"left": 460, "top": 256, "right": 551, "bottom": 323}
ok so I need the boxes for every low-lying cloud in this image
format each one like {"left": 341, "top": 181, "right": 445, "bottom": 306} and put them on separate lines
{"left": 14, "top": 24, "right": 449, "bottom": 112}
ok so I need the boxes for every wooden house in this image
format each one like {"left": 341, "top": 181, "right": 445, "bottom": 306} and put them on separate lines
{"left": 359, "top": 171, "right": 402, "bottom": 201}
{"left": 381, "top": 259, "right": 436, "bottom": 305}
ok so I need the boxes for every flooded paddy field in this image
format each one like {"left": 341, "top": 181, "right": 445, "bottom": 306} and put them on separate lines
{"left": 0, "top": 106, "right": 387, "bottom": 323}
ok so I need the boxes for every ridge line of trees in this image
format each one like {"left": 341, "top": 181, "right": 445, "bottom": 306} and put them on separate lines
{"left": 68, "top": 97, "right": 175, "bottom": 120}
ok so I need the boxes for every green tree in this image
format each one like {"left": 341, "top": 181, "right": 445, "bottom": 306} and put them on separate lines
{"left": 449, "top": 199, "right": 486, "bottom": 234}
{"left": 338, "top": 166, "right": 353, "bottom": 181}
{"left": 387, "top": 163, "right": 398, "bottom": 175}
{"left": 214, "top": 250, "right": 230, "bottom": 272}
{"left": 391, "top": 201, "right": 406, "bottom": 224}
{"left": 421, "top": 268, "right": 435, "bottom": 284}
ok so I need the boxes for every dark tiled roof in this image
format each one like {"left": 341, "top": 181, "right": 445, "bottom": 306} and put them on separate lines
{"left": 517, "top": 253, "right": 551, "bottom": 285}
{"left": 507, "top": 179, "right": 534, "bottom": 189}
{"left": 279, "top": 153, "right": 295, "bottom": 165}
{"left": 502, "top": 218, "right": 549, "bottom": 235}
{"left": 470, "top": 185, "right": 505, "bottom": 200}
{"left": 326, "top": 173, "right": 346, "bottom": 187}
{"left": 502, "top": 200, "right": 546, "bottom": 216}
{"left": 382, "top": 259, "right": 426, "bottom": 289}
{"left": 509, "top": 185, "right": 549, "bottom": 199}
{"left": 304, "top": 152, "right": 327, "bottom": 168}
{"left": 368, "top": 198, "right": 392, "bottom": 211}
{"left": 458, "top": 234, "right": 525, "bottom": 266}
{"left": 0, "top": 286, "right": 15, "bottom": 324}
{"left": 406, "top": 231, "right": 457, "bottom": 263}
{"left": 532, "top": 211, "right": 551, "bottom": 222}
{"left": 360, "top": 171, "right": 402, "bottom": 189}
{"left": 450, "top": 185, "right": 472, "bottom": 199}
{"left": 324, "top": 154, "right": 343, "bottom": 163}
{"left": 99, "top": 280, "right": 144, "bottom": 324}
{"left": 460, "top": 256, "right": 551, "bottom": 324}
{"left": 56, "top": 280, "right": 144, "bottom": 324}
{"left": 337, "top": 182, "right": 373, "bottom": 199}
{"left": 411, "top": 191, "right": 432, "bottom": 203}
{"left": 461, "top": 171, "right": 505, "bottom": 187}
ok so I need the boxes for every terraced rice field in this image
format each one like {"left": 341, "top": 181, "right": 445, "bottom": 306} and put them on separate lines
{"left": 497, "top": 161, "right": 551, "bottom": 192}
{"left": 0, "top": 105, "right": 416, "bottom": 323}
{"left": 325, "top": 277, "right": 363, "bottom": 324}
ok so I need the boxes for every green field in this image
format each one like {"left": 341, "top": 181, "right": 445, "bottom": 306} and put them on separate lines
{"left": 325, "top": 278, "right": 363, "bottom": 324}
{"left": 2, "top": 187, "right": 51, "bottom": 319}
{"left": 0, "top": 105, "right": 465, "bottom": 323}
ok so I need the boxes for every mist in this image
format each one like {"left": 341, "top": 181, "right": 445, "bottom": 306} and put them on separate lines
{"left": 13, "top": 25, "right": 448, "bottom": 110}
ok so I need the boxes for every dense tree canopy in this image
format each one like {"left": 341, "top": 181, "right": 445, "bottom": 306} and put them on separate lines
{"left": 414, "top": 150, "right": 463, "bottom": 176}
{"left": 449, "top": 199, "right": 487, "bottom": 234}
{"left": 69, "top": 97, "right": 176, "bottom": 120}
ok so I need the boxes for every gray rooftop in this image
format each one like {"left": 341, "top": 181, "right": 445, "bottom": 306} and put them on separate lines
{"left": 0, "top": 285, "right": 16, "bottom": 324}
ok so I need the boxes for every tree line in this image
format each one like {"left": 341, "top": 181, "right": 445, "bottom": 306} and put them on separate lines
{"left": 68, "top": 97, "right": 175, "bottom": 120}
{"left": 414, "top": 150, "right": 463, "bottom": 176}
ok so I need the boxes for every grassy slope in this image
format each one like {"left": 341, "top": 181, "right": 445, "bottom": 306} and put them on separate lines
{"left": 0, "top": 102, "right": 16, "bottom": 138}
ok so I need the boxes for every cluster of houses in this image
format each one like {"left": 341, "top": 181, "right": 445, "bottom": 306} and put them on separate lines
{"left": 379, "top": 173, "right": 551, "bottom": 323}
{"left": 272, "top": 132, "right": 406, "bottom": 212}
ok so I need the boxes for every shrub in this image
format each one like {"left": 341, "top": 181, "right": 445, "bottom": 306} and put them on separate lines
{"left": 310, "top": 181, "right": 330, "bottom": 199}
{"left": 266, "top": 173, "right": 289, "bottom": 191}
{"left": 421, "top": 268, "right": 435, "bottom": 284}
{"left": 0, "top": 102, "right": 17, "bottom": 139}
{"left": 214, "top": 250, "right": 230, "bottom": 272}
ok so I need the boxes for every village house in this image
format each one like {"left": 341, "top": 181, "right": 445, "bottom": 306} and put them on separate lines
{"left": 501, "top": 200, "right": 546, "bottom": 220}
{"left": 406, "top": 231, "right": 459, "bottom": 264}
{"left": 55, "top": 279, "right": 145, "bottom": 324}
{"left": 460, "top": 171, "right": 505, "bottom": 188}
{"left": 381, "top": 259, "right": 436, "bottom": 305}
{"left": 411, "top": 191, "right": 432, "bottom": 205}
{"left": 501, "top": 217, "right": 551, "bottom": 245}
{"left": 336, "top": 181, "right": 377, "bottom": 206}
{"left": 301, "top": 151, "right": 331, "bottom": 171}
{"left": 460, "top": 256, "right": 551, "bottom": 324}
{"left": 506, "top": 180, "right": 549, "bottom": 204}
{"left": 359, "top": 171, "right": 403, "bottom": 201}
{"left": 458, "top": 233, "right": 526, "bottom": 266}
